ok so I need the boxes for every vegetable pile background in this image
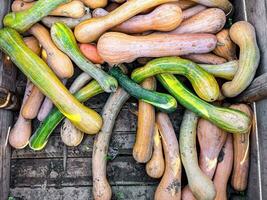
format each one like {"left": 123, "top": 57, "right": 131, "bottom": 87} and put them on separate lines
{"left": 0, "top": 0, "right": 260, "bottom": 199}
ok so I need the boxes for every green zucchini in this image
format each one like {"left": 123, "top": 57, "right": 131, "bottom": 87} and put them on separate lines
{"left": 157, "top": 73, "right": 251, "bottom": 133}
{"left": 179, "top": 110, "right": 216, "bottom": 200}
{"left": 109, "top": 67, "right": 177, "bottom": 113}
{"left": 51, "top": 22, "right": 118, "bottom": 93}
{"left": 0, "top": 27, "right": 102, "bottom": 134}
{"left": 131, "top": 57, "right": 219, "bottom": 102}
{"left": 3, "top": 0, "right": 70, "bottom": 33}
{"left": 199, "top": 60, "right": 238, "bottom": 80}
{"left": 29, "top": 80, "right": 103, "bottom": 150}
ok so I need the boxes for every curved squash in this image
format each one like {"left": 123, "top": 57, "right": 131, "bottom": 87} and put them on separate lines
{"left": 222, "top": 21, "right": 260, "bottom": 97}
{"left": 191, "top": 0, "right": 232, "bottom": 13}
{"left": 182, "top": 53, "right": 227, "bottom": 65}
{"left": 23, "top": 36, "right": 41, "bottom": 55}
{"left": 157, "top": 73, "right": 251, "bottom": 134}
{"left": 51, "top": 22, "right": 118, "bottom": 93}
{"left": 81, "top": 0, "right": 108, "bottom": 9}
{"left": 182, "top": 5, "right": 207, "bottom": 20}
{"left": 131, "top": 57, "right": 220, "bottom": 102}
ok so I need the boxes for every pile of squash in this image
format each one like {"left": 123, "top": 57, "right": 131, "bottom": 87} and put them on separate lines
{"left": 0, "top": 0, "right": 260, "bottom": 199}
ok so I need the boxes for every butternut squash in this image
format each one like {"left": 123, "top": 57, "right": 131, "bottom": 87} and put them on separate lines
{"left": 79, "top": 43, "right": 104, "bottom": 64}
{"left": 214, "top": 134, "right": 233, "bottom": 200}
{"left": 213, "top": 29, "right": 237, "bottom": 61}
{"left": 182, "top": 53, "right": 227, "bottom": 64}
{"left": 230, "top": 104, "right": 253, "bottom": 191}
{"left": 167, "top": 8, "right": 226, "bottom": 34}
{"left": 92, "top": 8, "right": 108, "bottom": 18}
{"left": 197, "top": 118, "right": 227, "bottom": 179}
{"left": 74, "top": 0, "right": 177, "bottom": 43}
{"left": 222, "top": 21, "right": 260, "bottom": 97}
{"left": 182, "top": 5, "right": 207, "bottom": 20}
{"left": 181, "top": 186, "right": 196, "bottom": 200}
{"left": 133, "top": 77, "right": 156, "bottom": 163}
{"left": 179, "top": 110, "right": 216, "bottom": 200}
{"left": 9, "top": 81, "right": 33, "bottom": 149}
{"left": 155, "top": 113, "right": 181, "bottom": 200}
{"left": 172, "top": 1, "right": 197, "bottom": 10}
{"left": 146, "top": 124, "right": 165, "bottom": 179}
{"left": 29, "top": 23, "right": 74, "bottom": 79}
{"left": 61, "top": 118, "right": 84, "bottom": 146}
{"left": 23, "top": 36, "right": 41, "bottom": 56}
{"left": 97, "top": 32, "right": 217, "bottom": 64}
{"left": 80, "top": 0, "right": 108, "bottom": 9}
{"left": 191, "top": 0, "right": 232, "bottom": 13}
{"left": 12, "top": 0, "right": 86, "bottom": 18}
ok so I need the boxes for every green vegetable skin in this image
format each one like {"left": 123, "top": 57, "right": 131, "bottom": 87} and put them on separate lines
{"left": 4, "top": 0, "right": 70, "bottom": 33}
{"left": 0, "top": 27, "right": 102, "bottom": 134}
{"left": 30, "top": 80, "right": 104, "bottom": 150}
{"left": 131, "top": 57, "right": 219, "bottom": 102}
{"left": 109, "top": 67, "right": 177, "bottom": 113}
{"left": 157, "top": 73, "right": 251, "bottom": 134}
{"left": 51, "top": 22, "right": 118, "bottom": 93}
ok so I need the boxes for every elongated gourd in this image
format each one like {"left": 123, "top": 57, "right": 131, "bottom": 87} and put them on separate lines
{"left": 0, "top": 27, "right": 102, "bottom": 134}
{"left": 81, "top": 0, "right": 108, "bottom": 8}
{"left": 167, "top": 8, "right": 226, "bottom": 34}
{"left": 12, "top": 0, "right": 86, "bottom": 19}
{"left": 23, "top": 36, "right": 41, "bottom": 56}
{"left": 199, "top": 60, "right": 238, "bottom": 80}
{"left": 79, "top": 43, "right": 104, "bottom": 64}
{"left": 133, "top": 77, "right": 156, "bottom": 163}
{"left": 182, "top": 5, "right": 207, "bottom": 20}
{"left": 74, "top": 0, "right": 177, "bottom": 43}
{"left": 214, "top": 134, "right": 233, "bottom": 200}
{"left": 172, "top": 0, "right": 197, "bottom": 10}
{"left": 230, "top": 104, "right": 253, "bottom": 191}
{"left": 29, "top": 80, "right": 104, "bottom": 150}
{"left": 157, "top": 73, "right": 251, "bottom": 134}
{"left": 182, "top": 53, "right": 227, "bottom": 64}
{"left": 213, "top": 29, "right": 237, "bottom": 61}
{"left": 97, "top": 32, "right": 217, "bottom": 64}
{"left": 190, "top": 0, "right": 232, "bottom": 13}
{"left": 146, "top": 124, "right": 165, "bottom": 178}
{"left": 222, "top": 21, "right": 260, "bottom": 97}
{"left": 181, "top": 186, "right": 196, "bottom": 200}
{"left": 29, "top": 23, "right": 74, "bottom": 79}
{"left": 131, "top": 57, "right": 220, "bottom": 102}
{"left": 4, "top": 0, "right": 70, "bottom": 32}
{"left": 155, "top": 113, "right": 181, "bottom": 200}
{"left": 51, "top": 22, "right": 118, "bottom": 93}
{"left": 180, "top": 110, "right": 216, "bottom": 200}
{"left": 93, "top": 88, "right": 130, "bottom": 200}
{"left": 198, "top": 118, "right": 227, "bottom": 178}
{"left": 109, "top": 67, "right": 177, "bottom": 112}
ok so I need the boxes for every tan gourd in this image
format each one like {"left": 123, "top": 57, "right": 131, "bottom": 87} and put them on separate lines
{"left": 97, "top": 32, "right": 217, "bottom": 64}
{"left": 80, "top": 0, "right": 108, "bottom": 9}
{"left": 61, "top": 118, "right": 84, "bottom": 146}
{"left": 182, "top": 5, "right": 207, "bottom": 20}
{"left": 167, "top": 8, "right": 226, "bottom": 34}
{"left": 23, "top": 36, "right": 41, "bottom": 56}
{"left": 222, "top": 21, "right": 260, "bottom": 97}
{"left": 213, "top": 29, "right": 237, "bottom": 61}
{"left": 133, "top": 77, "right": 156, "bottom": 163}
{"left": 214, "top": 134, "right": 233, "bottom": 200}
{"left": 197, "top": 118, "right": 227, "bottom": 179}
{"left": 190, "top": 0, "right": 232, "bottom": 13}
{"left": 171, "top": 1, "right": 197, "bottom": 10}
{"left": 29, "top": 23, "right": 74, "bottom": 79}
{"left": 12, "top": 0, "right": 86, "bottom": 18}
{"left": 181, "top": 186, "right": 196, "bottom": 200}
{"left": 230, "top": 104, "right": 253, "bottom": 191}
{"left": 74, "top": 0, "right": 177, "bottom": 43}
{"left": 145, "top": 124, "right": 165, "bottom": 178}
{"left": 105, "top": 2, "right": 120, "bottom": 12}
{"left": 182, "top": 53, "right": 227, "bottom": 64}
{"left": 155, "top": 113, "right": 181, "bottom": 200}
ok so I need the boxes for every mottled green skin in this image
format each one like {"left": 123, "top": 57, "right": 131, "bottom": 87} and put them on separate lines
{"left": 30, "top": 80, "right": 104, "bottom": 151}
{"left": 157, "top": 73, "right": 251, "bottom": 134}
{"left": 51, "top": 22, "right": 118, "bottom": 93}
{"left": 109, "top": 67, "right": 177, "bottom": 113}
{"left": 3, "top": 0, "right": 69, "bottom": 33}
{"left": 131, "top": 57, "right": 219, "bottom": 102}
{"left": 0, "top": 27, "right": 102, "bottom": 134}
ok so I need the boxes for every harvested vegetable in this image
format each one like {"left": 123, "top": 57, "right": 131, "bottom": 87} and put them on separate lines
{"left": 133, "top": 77, "right": 156, "bottom": 163}
{"left": 97, "top": 32, "right": 217, "bottom": 64}
{"left": 93, "top": 87, "right": 130, "bottom": 200}
{"left": 131, "top": 57, "right": 220, "bottom": 102}
{"left": 109, "top": 67, "right": 177, "bottom": 113}
{"left": 180, "top": 110, "right": 216, "bottom": 200}
{"left": 172, "top": 0, "right": 197, "bottom": 10}
{"left": 81, "top": 0, "right": 108, "bottom": 9}
{"left": 51, "top": 22, "right": 118, "bottom": 93}
{"left": 79, "top": 43, "right": 104, "bottom": 64}
{"left": 182, "top": 53, "right": 227, "bottom": 64}
{"left": 155, "top": 112, "right": 181, "bottom": 200}
{"left": 23, "top": 36, "right": 41, "bottom": 55}
{"left": 191, "top": 0, "right": 232, "bottom": 13}
{"left": 182, "top": 5, "right": 207, "bottom": 20}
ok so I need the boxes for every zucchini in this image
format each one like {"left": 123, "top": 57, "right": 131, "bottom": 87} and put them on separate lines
{"left": 0, "top": 27, "right": 102, "bottom": 134}
{"left": 109, "top": 67, "right": 177, "bottom": 113}
{"left": 51, "top": 22, "right": 118, "bottom": 93}
{"left": 29, "top": 80, "right": 103, "bottom": 150}
{"left": 131, "top": 57, "right": 219, "bottom": 102}
{"left": 4, "top": 0, "right": 70, "bottom": 33}
{"left": 157, "top": 73, "right": 251, "bottom": 133}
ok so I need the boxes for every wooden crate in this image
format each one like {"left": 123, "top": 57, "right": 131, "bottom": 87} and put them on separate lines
{"left": 0, "top": 0, "right": 267, "bottom": 199}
